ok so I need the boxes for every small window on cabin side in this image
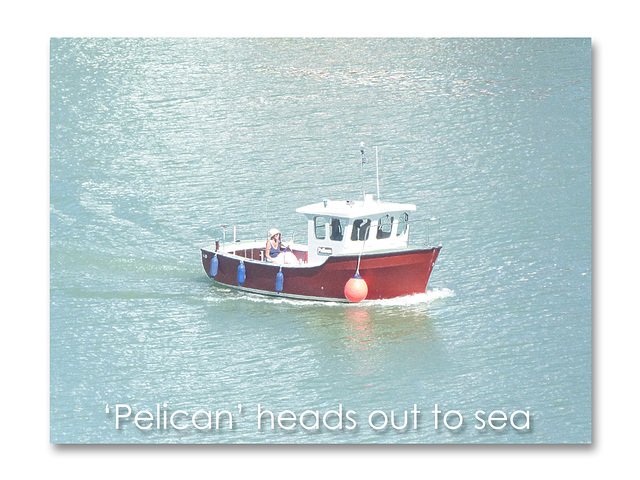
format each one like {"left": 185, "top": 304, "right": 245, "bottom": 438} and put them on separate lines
{"left": 314, "top": 216, "right": 326, "bottom": 239}
{"left": 329, "top": 218, "right": 345, "bottom": 241}
{"left": 376, "top": 215, "right": 394, "bottom": 239}
{"left": 351, "top": 218, "right": 372, "bottom": 241}
{"left": 397, "top": 213, "right": 409, "bottom": 236}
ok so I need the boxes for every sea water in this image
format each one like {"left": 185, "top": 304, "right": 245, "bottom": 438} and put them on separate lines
{"left": 50, "top": 38, "right": 591, "bottom": 443}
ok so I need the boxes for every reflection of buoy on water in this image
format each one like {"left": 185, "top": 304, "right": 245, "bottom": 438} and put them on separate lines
{"left": 344, "top": 274, "right": 368, "bottom": 302}
{"left": 237, "top": 261, "right": 246, "bottom": 285}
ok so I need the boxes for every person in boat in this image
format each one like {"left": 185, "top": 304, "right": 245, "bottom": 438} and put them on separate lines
{"left": 266, "top": 228, "right": 298, "bottom": 265}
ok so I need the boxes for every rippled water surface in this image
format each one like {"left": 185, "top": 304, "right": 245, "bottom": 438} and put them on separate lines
{"left": 50, "top": 38, "right": 591, "bottom": 443}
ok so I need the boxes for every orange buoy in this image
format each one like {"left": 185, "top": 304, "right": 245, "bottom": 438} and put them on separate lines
{"left": 344, "top": 274, "right": 368, "bottom": 302}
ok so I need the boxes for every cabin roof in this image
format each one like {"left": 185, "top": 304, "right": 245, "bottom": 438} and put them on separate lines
{"left": 296, "top": 195, "right": 416, "bottom": 219}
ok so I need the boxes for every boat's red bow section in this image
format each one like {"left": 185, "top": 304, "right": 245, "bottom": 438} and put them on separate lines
{"left": 201, "top": 247, "right": 441, "bottom": 301}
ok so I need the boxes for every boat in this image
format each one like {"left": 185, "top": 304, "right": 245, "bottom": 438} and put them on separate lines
{"left": 200, "top": 147, "right": 442, "bottom": 302}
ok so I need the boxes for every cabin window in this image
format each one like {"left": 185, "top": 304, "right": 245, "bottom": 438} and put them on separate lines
{"left": 376, "top": 215, "right": 394, "bottom": 239}
{"left": 329, "top": 218, "right": 345, "bottom": 241}
{"left": 397, "top": 213, "right": 409, "bottom": 236}
{"left": 314, "top": 216, "right": 327, "bottom": 239}
{"left": 350, "top": 218, "right": 372, "bottom": 241}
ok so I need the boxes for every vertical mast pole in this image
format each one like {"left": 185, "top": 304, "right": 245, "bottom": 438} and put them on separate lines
{"left": 375, "top": 146, "right": 380, "bottom": 201}
{"left": 360, "top": 142, "right": 367, "bottom": 200}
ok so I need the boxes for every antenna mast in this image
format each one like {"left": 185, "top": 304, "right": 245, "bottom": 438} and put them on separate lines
{"left": 375, "top": 146, "right": 380, "bottom": 201}
{"left": 359, "top": 142, "right": 367, "bottom": 200}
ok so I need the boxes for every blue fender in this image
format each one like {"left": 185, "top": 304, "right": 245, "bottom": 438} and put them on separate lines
{"left": 276, "top": 268, "right": 284, "bottom": 292}
{"left": 237, "top": 261, "right": 246, "bottom": 285}
{"left": 209, "top": 255, "right": 218, "bottom": 277}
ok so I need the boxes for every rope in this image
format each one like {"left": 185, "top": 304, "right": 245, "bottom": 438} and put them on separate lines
{"left": 355, "top": 223, "right": 371, "bottom": 276}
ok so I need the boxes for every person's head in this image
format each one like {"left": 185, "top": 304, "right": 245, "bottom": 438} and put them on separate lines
{"left": 269, "top": 228, "right": 281, "bottom": 240}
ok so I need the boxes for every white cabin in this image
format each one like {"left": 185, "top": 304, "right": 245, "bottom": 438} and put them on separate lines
{"left": 296, "top": 194, "right": 416, "bottom": 265}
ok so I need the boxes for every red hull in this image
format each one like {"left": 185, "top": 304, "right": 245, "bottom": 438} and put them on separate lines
{"left": 201, "top": 246, "right": 441, "bottom": 301}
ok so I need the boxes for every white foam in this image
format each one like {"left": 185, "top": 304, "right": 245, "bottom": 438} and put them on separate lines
{"left": 363, "top": 288, "right": 455, "bottom": 306}
{"left": 212, "top": 287, "right": 454, "bottom": 308}
{"left": 242, "top": 294, "right": 344, "bottom": 307}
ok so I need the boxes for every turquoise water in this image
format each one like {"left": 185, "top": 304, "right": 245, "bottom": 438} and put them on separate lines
{"left": 50, "top": 38, "right": 591, "bottom": 443}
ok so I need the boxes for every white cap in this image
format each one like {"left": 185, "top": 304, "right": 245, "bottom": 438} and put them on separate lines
{"left": 269, "top": 228, "right": 281, "bottom": 238}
